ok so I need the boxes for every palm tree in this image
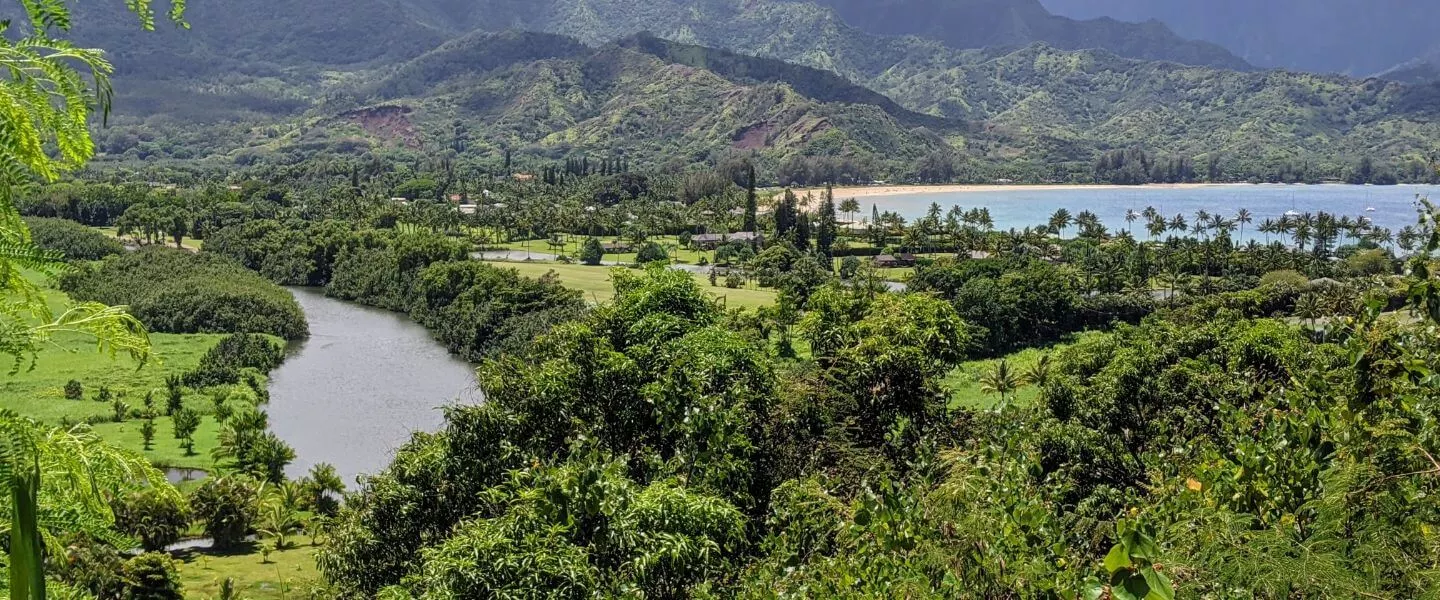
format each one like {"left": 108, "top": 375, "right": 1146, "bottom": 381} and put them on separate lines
{"left": 1398, "top": 225, "right": 1419, "bottom": 255}
{"left": 1194, "top": 210, "right": 1211, "bottom": 239}
{"left": 1258, "top": 218, "right": 1276, "bottom": 244}
{"left": 1021, "top": 355, "right": 1052, "bottom": 399}
{"left": 1294, "top": 292, "right": 1322, "bottom": 332}
{"left": 979, "top": 360, "right": 1023, "bottom": 409}
{"left": 1146, "top": 217, "right": 1166, "bottom": 241}
{"left": 1235, "top": 208, "right": 1253, "bottom": 240}
{"left": 259, "top": 482, "right": 305, "bottom": 552}
{"left": 1169, "top": 214, "right": 1187, "bottom": 235}
{"left": 1048, "top": 208, "right": 1073, "bottom": 238}
{"left": 1124, "top": 209, "right": 1139, "bottom": 235}
{"left": 840, "top": 197, "right": 860, "bottom": 226}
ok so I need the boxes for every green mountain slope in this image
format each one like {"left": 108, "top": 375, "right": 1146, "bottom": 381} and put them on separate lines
{"left": 47, "top": 0, "right": 1244, "bottom": 82}
{"left": 307, "top": 31, "right": 960, "bottom": 167}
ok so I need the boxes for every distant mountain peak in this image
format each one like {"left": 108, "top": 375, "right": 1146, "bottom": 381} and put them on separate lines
{"left": 807, "top": 0, "right": 1251, "bottom": 70}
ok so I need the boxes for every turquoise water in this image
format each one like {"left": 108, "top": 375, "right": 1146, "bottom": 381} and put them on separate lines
{"left": 858, "top": 184, "right": 1440, "bottom": 241}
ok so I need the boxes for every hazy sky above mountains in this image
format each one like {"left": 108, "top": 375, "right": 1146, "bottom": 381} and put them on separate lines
{"left": 1038, "top": 0, "right": 1434, "bottom": 74}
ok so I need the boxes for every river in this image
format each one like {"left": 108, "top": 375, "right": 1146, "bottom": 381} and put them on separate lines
{"left": 857, "top": 184, "right": 1440, "bottom": 240}
{"left": 266, "top": 288, "right": 482, "bottom": 485}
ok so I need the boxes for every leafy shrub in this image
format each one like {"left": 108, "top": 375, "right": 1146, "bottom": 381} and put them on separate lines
{"left": 326, "top": 231, "right": 469, "bottom": 311}
{"left": 60, "top": 248, "right": 307, "bottom": 339}
{"left": 206, "top": 219, "right": 355, "bottom": 286}
{"left": 409, "top": 261, "right": 584, "bottom": 361}
{"left": 114, "top": 489, "right": 191, "bottom": 552}
{"left": 1258, "top": 269, "right": 1309, "bottom": 289}
{"left": 64, "top": 379, "right": 83, "bottom": 400}
{"left": 119, "top": 553, "right": 184, "bottom": 600}
{"left": 635, "top": 241, "right": 668, "bottom": 264}
{"left": 191, "top": 477, "right": 258, "bottom": 549}
{"left": 23, "top": 216, "right": 125, "bottom": 260}
{"left": 1345, "top": 248, "right": 1394, "bottom": 276}
{"left": 183, "top": 334, "right": 285, "bottom": 387}
{"left": 57, "top": 534, "right": 126, "bottom": 599}
{"left": 578, "top": 237, "right": 603, "bottom": 265}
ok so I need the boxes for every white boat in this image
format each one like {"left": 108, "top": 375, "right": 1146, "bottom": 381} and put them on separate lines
{"left": 1284, "top": 210, "right": 1300, "bottom": 217}
{"left": 1366, "top": 206, "right": 1377, "bottom": 212}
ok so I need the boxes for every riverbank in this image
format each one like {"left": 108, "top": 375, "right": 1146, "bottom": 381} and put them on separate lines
{"left": 780, "top": 182, "right": 1249, "bottom": 200}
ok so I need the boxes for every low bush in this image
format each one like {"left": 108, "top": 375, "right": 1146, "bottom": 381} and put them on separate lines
{"left": 23, "top": 217, "right": 125, "bottom": 260}
{"left": 114, "top": 489, "right": 191, "bottom": 552}
{"left": 190, "top": 476, "right": 258, "bottom": 549}
{"left": 61, "top": 248, "right": 307, "bottom": 339}
{"left": 183, "top": 333, "right": 286, "bottom": 387}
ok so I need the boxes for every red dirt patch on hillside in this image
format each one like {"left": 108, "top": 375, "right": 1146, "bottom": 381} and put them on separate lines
{"left": 340, "top": 105, "right": 420, "bottom": 149}
{"left": 732, "top": 122, "right": 774, "bottom": 149}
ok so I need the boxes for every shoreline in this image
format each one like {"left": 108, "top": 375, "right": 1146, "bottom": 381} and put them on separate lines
{"left": 778, "top": 182, "right": 1262, "bottom": 200}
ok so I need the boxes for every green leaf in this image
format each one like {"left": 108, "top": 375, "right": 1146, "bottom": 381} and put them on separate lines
{"left": 1129, "top": 530, "right": 1160, "bottom": 560}
{"left": 1103, "top": 543, "right": 1131, "bottom": 573}
{"left": 1141, "top": 567, "right": 1174, "bottom": 600}
{"left": 1114, "top": 571, "right": 1151, "bottom": 600}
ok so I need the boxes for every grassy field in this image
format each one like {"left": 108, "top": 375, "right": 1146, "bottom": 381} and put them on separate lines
{"left": 0, "top": 273, "right": 250, "bottom": 468}
{"left": 95, "top": 226, "right": 203, "bottom": 251}
{"left": 941, "top": 333, "right": 1099, "bottom": 411}
{"left": 484, "top": 260, "right": 777, "bottom": 309}
{"left": 496, "top": 235, "right": 711, "bottom": 265}
{"left": 176, "top": 537, "right": 320, "bottom": 600}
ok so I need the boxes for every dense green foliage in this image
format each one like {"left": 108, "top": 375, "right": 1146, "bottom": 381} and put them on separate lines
{"left": 210, "top": 219, "right": 587, "bottom": 361}
{"left": 297, "top": 185, "right": 1440, "bottom": 598}
{"left": 317, "top": 268, "right": 969, "bottom": 596}
{"left": 113, "top": 489, "right": 191, "bottom": 553}
{"left": 189, "top": 476, "right": 259, "bottom": 549}
{"left": 22, "top": 217, "right": 125, "bottom": 260}
{"left": 60, "top": 248, "right": 308, "bottom": 339}
{"left": 182, "top": 333, "right": 285, "bottom": 387}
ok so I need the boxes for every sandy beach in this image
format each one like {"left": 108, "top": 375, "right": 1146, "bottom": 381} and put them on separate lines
{"left": 776, "top": 182, "right": 1248, "bottom": 200}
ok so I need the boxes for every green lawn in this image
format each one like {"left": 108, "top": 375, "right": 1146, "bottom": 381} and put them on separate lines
{"left": 942, "top": 333, "right": 1099, "bottom": 411}
{"left": 497, "top": 235, "right": 712, "bottom": 265}
{"left": 95, "top": 226, "right": 203, "bottom": 251}
{"left": 0, "top": 273, "right": 255, "bottom": 469}
{"left": 483, "top": 260, "right": 777, "bottom": 309}
{"left": 176, "top": 537, "right": 320, "bottom": 600}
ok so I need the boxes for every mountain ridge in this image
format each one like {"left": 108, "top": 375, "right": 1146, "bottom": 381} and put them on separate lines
{"left": 306, "top": 30, "right": 961, "bottom": 168}
{"left": 1040, "top": 0, "right": 1433, "bottom": 76}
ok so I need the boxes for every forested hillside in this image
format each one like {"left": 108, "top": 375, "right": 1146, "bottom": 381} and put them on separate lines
{"left": 45, "top": 0, "right": 1440, "bottom": 184}
{"left": 320, "top": 31, "right": 959, "bottom": 169}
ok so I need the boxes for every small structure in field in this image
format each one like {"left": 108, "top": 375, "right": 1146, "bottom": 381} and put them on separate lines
{"left": 601, "top": 241, "right": 633, "bottom": 253}
{"left": 874, "top": 253, "right": 917, "bottom": 268}
{"left": 691, "top": 231, "right": 762, "bottom": 250}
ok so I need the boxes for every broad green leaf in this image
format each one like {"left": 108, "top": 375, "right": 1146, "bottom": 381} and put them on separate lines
{"left": 1103, "top": 543, "right": 1131, "bottom": 573}
{"left": 1142, "top": 567, "right": 1174, "bottom": 600}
